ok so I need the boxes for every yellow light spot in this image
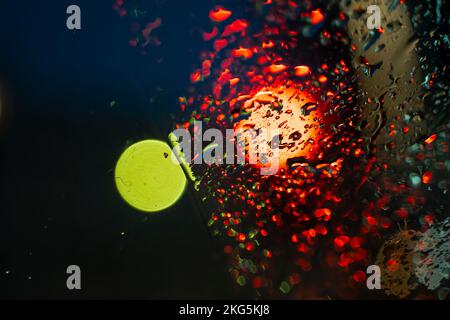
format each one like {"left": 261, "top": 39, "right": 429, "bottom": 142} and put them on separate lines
{"left": 115, "top": 140, "right": 186, "bottom": 212}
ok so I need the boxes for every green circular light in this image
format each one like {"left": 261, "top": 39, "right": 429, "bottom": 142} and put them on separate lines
{"left": 115, "top": 140, "right": 187, "bottom": 212}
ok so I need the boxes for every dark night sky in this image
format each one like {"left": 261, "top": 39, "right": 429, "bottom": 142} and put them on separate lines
{"left": 0, "top": 0, "right": 248, "bottom": 299}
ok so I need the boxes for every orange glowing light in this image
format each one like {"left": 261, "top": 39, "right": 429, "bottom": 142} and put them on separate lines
{"left": 222, "top": 19, "right": 249, "bottom": 37}
{"left": 214, "top": 39, "right": 228, "bottom": 52}
{"left": 262, "top": 41, "right": 275, "bottom": 49}
{"left": 310, "top": 9, "right": 325, "bottom": 25}
{"left": 234, "top": 85, "right": 322, "bottom": 169}
{"left": 209, "top": 8, "right": 232, "bottom": 23}
{"left": 422, "top": 171, "right": 432, "bottom": 184}
{"left": 267, "top": 64, "right": 288, "bottom": 74}
{"left": 190, "top": 70, "right": 202, "bottom": 83}
{"left": 424, "top": 134, "right": 437, "bottom": 145}
{"left": 232, "top": 47, "right": 254, "bottom": 59}
{"left": 229, "top": 78, "right": 240, "bottom": 86}
{"left": 294, "top": 65, "right": 310, "bottom": 77}
{"left": 318, "top": 75, "right": 328, "bottom": 83}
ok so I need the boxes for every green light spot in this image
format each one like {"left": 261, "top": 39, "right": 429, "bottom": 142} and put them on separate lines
{"left": 237, "top": 276, "right": 246, "bottom": 286}
{"left": 280, "top": 281, "right": 291, "bottom": 294}
{"left": 115, "top": 140, "right": 187, "bottom": 213}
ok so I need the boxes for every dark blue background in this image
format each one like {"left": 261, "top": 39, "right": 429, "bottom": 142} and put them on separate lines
{"left": 0, "top": 0, "right": 248, "bottom": 299}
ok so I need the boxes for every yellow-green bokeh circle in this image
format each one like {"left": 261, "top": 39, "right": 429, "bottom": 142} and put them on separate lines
{"left": 115, "top": 140, "right": 186, "bottom": 212}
